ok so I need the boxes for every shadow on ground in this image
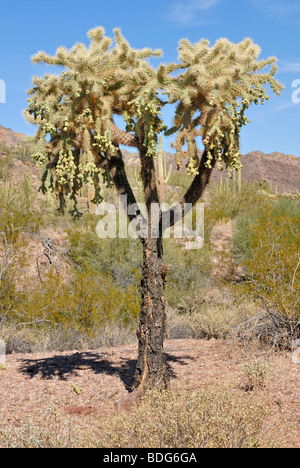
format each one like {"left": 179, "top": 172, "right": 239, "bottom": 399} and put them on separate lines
{"left": 18, "top": 352, "right": 194, "bottom": 391}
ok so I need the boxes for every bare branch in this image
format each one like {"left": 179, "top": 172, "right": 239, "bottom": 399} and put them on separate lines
{"left": 111, "top": 121, "right": 139, "bottom": 148}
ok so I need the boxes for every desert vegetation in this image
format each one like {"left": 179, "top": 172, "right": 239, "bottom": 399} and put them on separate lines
{"left": 0, "top": 140, "right": 299, "bottom": 447}
{"left": 0, "top": 27, "right": 299, "bottom": 448}
{"left": 1, "top": 145, "right": 298, "bottom": 353}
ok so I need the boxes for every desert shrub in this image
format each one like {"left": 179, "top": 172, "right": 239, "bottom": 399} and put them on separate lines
{"left": 67, "top": 216, "right": 212, "bottom": 308}
{"left": 0, "top": 254, "right": 15, "bottom": 315}
{"left": 14, "top": 268, "right": 140, "bottom": 337}
{"left": 95, "top": 386, "right": 275, "bottom": 448}
{"left": 205, "top": 181, "right": 270, "bottom": 234}
{"left": 166, "top": 300, "right": 258, "bottom": 341}
{"left": 67, "top": 226, "right": 142, "bottom": 290}
{"left": 87, "top": 323, "right": 136, "bottom": 348}
{"left": 0, "top": 239, "right": 26, "bottom": 320}
{"left": 190, "top": 303, "right": 255, "bottom": 340}
{"left": 232, "top": 215, "right": 254, "bottom": 263}
{"left": 168, "top": 172, "right": 192, "bottom": 192}
{"left": 233, "top": 197, "right": 300, "bottom": 263}
{"left": 14, "top": 142, "right": 36, "bottom": 164}
{"left": 166, "top": 306, "right": 195, "bottom": 339}
{"left": 0, "top": 386, "right": 283, "bottom": 448}
{"left": 0, "top": 408, "right": 87, "bottom": 448}
{"left": 0, "top": 152, "right": 13, "bottom": 180}
{"left": 163, "top": 237, "right": 212, "bottom": 308}
{"left": 243, "top": 359, "right": 270, "bottom": 391}
{"left": 233, "top": 200, "right": 300, "bottom": 348}
{"left": 1, "top": 321, "right": 136, "bottom": 354}
{"left": 0, "top": 175, "right": 44, "bottom": 243}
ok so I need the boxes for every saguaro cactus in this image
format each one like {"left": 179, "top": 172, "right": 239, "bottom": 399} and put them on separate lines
{"left": 218, "top": 173, "right": 223, "bottom": 194}
{"left": 133, "top": 166, "right": 144, "bottom": 201}
{"left": 157, "top": 135, "right": 173, "bottom": 203}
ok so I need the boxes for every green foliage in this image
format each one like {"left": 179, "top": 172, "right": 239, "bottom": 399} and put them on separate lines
{"left": 0, "top": 152, "right": 13, "bottom": 180}
{"left": 0, "top": 248, "right": 19, "bottom": 316}
{"left": 231, "top": 187, "right": 300, "bottom": 263}
{"left": 232, "top": 198, "right": 300, "bottom": 346}
{"left": 67, "top": 225, "right": 142, "bottom": 290}
{"left": 66, "top": 214, "right": 212, "bottom": 309}
{"left": 0, "top": 174, "right": 44, "bottom": 243}
{"left": 0, "top": 142, "right": 37, "bottom": 166}
{"left": 244, "top": 205, "right": 299, "bottom": 317}
{"left": 205, "top": 181, "right": 266, "bottom": 232}
{"left": 168, "top": 172, "right": 191, "bottom": 192}
{"left": 232, "top": 214, "right": 253, "bottom": 262}
{"left": 164, "top": 238, "right": 211, "bottom": 308}
{"left": 15, "top": 268, "right": 140, "bottom": 335}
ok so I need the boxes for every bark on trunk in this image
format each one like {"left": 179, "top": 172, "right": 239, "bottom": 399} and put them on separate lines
{"left": 132, "top": 141, "right": 169, "bottom": 390}
{"left": 133, "top": 236, "right": 169, "bottom": 390}
{"left": 95, "top": 143, "right": 215, "bottom": 393}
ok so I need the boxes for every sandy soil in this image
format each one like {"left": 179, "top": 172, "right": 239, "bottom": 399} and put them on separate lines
{"left": 0, "top": 339, "right": 299, "bottom": 447}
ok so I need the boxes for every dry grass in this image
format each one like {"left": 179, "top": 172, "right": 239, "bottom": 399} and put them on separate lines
{"left": 166, "top": 301, "right": 259, "bottom": 341}
{"left": 0, "top": 339, "right": 297, "bottom": 448}
{"left": 0, "top": 386, "right": 281, "bottom": 448}
{"left": 93, "top": 386, "right": 280, "bottom": 448}
{"left": 1, "top": 323, "right": 136, "bottom": 354}
{"left": 243, "top": 359, "right": 271, "bottom": 391}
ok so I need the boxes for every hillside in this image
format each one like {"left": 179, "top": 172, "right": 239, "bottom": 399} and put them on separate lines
{"left": 223, "top": 151, "right": 300, "bottom": 194}
{"left": 0, "top": 124, "right": 299, "bottom": 194}
{"left": 122, "top": 149, "right": 300, "bottom": 195}
{"left": 0, "top": 124, "right": 25, "bottom": 147}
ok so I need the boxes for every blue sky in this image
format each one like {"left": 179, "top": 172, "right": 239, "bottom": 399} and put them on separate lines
{"left": 0, "top": 0, "right": 299, "bottom": 156}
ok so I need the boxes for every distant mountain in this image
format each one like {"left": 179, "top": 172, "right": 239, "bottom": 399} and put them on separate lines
{"left": 225, "top": 151, "right": 300, "bottom": 194}
{"left": 0, "top": 124, "right": 25, "bottom": 146}
{"left": 1, "top": 124, "right": 299, "bottom": 194}
{"left": 122, "top": 149, "right": 300, "bottom": 194}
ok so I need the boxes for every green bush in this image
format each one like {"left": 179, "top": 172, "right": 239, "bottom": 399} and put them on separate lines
{"left": 232, "top": 198, "right": 300, "bottom": 347}
{"left": 67, "top": 226, "right": 142, "bottom": 290}
{"left": 0, "top": 175, "right": 44, "bottom": 243}
{"left": 13, "top": 268, "right": 140, "bottom": 335}
{"left": 205, "top": 181, "right": 268, "bottom": 230}
{"left": 0, "top": 152, "right": 13, "bottom": 180}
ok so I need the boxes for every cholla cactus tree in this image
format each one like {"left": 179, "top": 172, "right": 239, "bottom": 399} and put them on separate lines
{"left": 25, "top": 27, "right": 165, "bottom": 216}
{"left": 163, "top": 37, "right": 282, "bottom": 174}
{"left": 25, "top": 28, "right": 283, "bottom": 391}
